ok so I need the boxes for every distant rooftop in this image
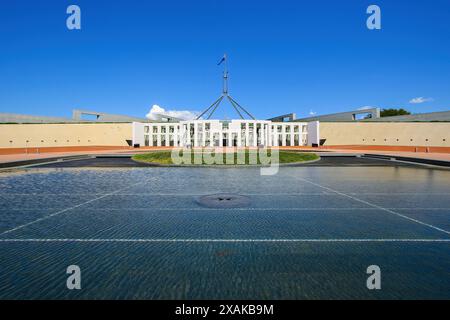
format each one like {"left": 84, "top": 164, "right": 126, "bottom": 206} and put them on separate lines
{"left": 2, "top": 108, "right": 449, "bottom": 124}
{"left": 0, "top": 109, "right": 151, "bottom": 124}
{"left": 292, "top": 108, "right": 380, "bottom": 122}
{"left": 362, "top": 110, "right": 450, "bottom": 122}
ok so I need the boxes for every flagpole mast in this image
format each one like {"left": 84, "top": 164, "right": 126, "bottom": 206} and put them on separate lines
{"left": 197, "top": 53, "right": 255, "bottom": 120}
{"left": 223, "top": 53, "right": 228, "bottom": 95}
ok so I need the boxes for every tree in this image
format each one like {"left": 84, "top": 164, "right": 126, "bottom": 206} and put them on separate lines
{"left": 380, "top": 108, "right": 411, "bottom": 117}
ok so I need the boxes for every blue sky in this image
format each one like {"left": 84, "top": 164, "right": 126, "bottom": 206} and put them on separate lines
{"left": 0, "top": 0, "right": 449, "bottom": 120}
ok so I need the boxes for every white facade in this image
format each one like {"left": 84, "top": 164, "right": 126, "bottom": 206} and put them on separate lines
{"left": 132, "top": 120, "right": 319, "bottom": 147}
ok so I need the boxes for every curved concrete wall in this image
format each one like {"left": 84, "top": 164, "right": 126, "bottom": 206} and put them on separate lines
{"left": 320, "top": 122, "right": 450, "bottom": 147}
{"left": 1, "top": 122, "right": 449, "bottom": 149}
{"left": 0, "top": 123, "right": 132, "bottom": 148}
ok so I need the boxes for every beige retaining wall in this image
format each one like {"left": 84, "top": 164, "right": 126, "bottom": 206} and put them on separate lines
{"left": 0, "top": 123, "right": 132, "bottom": 148}
{"left": 319, "top": 122, "right": 450, "bottom": 147}
{"left": 1, "top": 122, "right": 449, "bottom": 149}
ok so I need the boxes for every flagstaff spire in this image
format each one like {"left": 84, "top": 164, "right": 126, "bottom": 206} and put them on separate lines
{"left": 222, "top": 53, "right": 228, "bottom": 94}
{"left": 196, "top": 54, "right": 255, "bottom": 120}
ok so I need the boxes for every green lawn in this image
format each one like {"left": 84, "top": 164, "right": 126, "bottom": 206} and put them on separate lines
{"left": 132, "top": 150, "right": 319, "bottom": 165}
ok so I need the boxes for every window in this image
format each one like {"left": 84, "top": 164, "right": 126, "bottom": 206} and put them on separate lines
{"left": 144, "top": 136, "right": 149, "bottom": 147}
{"left": 294, "top": 134, "right": 299, "bottom": 146}
{"left": 153, "top": 127, "right": 158, "bottom": 134}
{"left": 144, "top": 126, "right": 149, "bottom": 133}
{"left": 232, "top": 133, "right": 238, "bottom": 147}
{"left": 205, "top": 123, "right": 210, "bottom": 130}
{"left": 214, "top": 133, "right": 220, "bottom": 146}
{"left": 169, "top": 126, "right": 174, "bottom": 133}
{"left": 248, "top": 133, "right": 254, "bottom": 146}
{"left": 294, "top": 126, "right": 299, "bottom": 133}
{"left": 161, "top": 126, "right": 166, "bottom": 134}
{"left": 222, "top": 133, "right": 228, "bottom": 146}
{"left": 80, "top": 113, "right": 98, "bottom": 121}
{"left": 277, "top": 126, "right": 282, "bottom": 133}
{"left": 353, "top": 112, "right": 373, "bottom": 120}
{"left": 285, "top": 126, "right": 291, "bottom": 133}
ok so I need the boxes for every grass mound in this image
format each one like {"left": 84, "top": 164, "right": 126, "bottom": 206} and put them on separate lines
{"left": 132, "top": 150, "right": 319, "bottom": 166}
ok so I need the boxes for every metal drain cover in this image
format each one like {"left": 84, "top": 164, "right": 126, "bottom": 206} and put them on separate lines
{"left": 197, "top": 193, "right": 251, "bottom": 208}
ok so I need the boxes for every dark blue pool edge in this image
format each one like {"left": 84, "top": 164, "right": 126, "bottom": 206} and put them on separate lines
{"left": 1, "top": 153, "right": 449, "bottom": 170}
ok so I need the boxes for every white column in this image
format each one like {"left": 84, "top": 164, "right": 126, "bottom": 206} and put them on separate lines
{"left": 290, "top": 125, "right": 294, "bottom": 146}
{"left": 261, "top": 124, "right": 265, "bottom": 146}
{"left": 165, "top": 125, "right": 170, "bottom": 147}
{"left": 157, "top": 126, "right": 161, "bottom": 147}
{"left": 245, "top": 123, "right": 249, "bottom": 147}
{"left": 173, "top": 125, "right": 178, "bottom": 147}
{"left": 268, "top": 125, "right": 272, "bottom": 146}
{"left": 178, "top": 125, "right": 182, "bottom": 147}
{"left": 193, "top": 123, "right": 197, "bottom": 147}
{"left": 202, "top": 124, "right": 206, "bottom": 147}
{"left": 307, "top": 121, "right": 320, "bottom": 146}
{"left": 253, "top": 122, "right": 257, "bottom": 147}
{"left": 178, "top": 125, "right": 183, "bottom": 147}
{"left": 237, "top": 124, "right": 242, "bottom": 147}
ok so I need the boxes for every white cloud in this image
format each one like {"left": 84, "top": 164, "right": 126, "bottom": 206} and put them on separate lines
{"left": 146, "top": 104, "right": 199, "bottom": 121}
{"left": 409, "top": 97, "right": 433, "bottom": 104}
{"left": 358, "top": 106, "right": 377, "bottom": 110}
{"left": 309, "top": 110, "right": 316, "bottom": 116}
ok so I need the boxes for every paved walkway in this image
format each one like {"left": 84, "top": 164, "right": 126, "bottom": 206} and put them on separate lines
{"left": 317, "top": 148, "right": 450, "bottom": 162}
{"left": 0, "top": 147, "right": 173, "bottom": 164}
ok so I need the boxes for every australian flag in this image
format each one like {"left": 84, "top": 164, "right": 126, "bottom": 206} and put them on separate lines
{"left": 217, "top": 54, "right": 227, "bottom": 65}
